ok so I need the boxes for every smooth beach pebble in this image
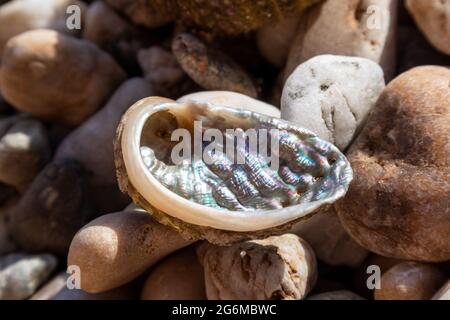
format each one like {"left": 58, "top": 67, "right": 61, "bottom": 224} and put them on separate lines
{"left": 141, "top": 246, "right": 206, "bottom": 300}
{"left": 406, "top": 0, "right": 450, "bottom": 55}
{"left": 336, "top": 66, "right": 450, "bottom": 262}
{"left": 67, "top": 208, "right": 194, "bottom": 293}
{"left": 0, "top": 0, "right": 86, "bottom": 54}
{"left": 282, "top": 55, "right": 385, "bottom": 151}
{"left": 0, "top": 253, "right": 57, "bottom": 300}
{"left": 285, "top": 0, "right": 398, "bottom": 80}
{"left": 375, "top": 262, "right": 446, "bottom": 300}
{"left": 8, "top": 159, "right": 93, "bottom": 255}
{"left": 290, "top": 209, "right": 368, "bottom": 268}
{"left": 178, "top": 91, "right": 281, "bottom": 118}
{"left": 256, "top": 14, "right": 302, "bottom": 67}
{"left": 54, "top": 78, "right": 157, "bottom": 214}
{"left": 0, "top": 116, "right": 51, "bottom": 192}
{"left": 0, "top": 29, "right": 126, "bottom": 125}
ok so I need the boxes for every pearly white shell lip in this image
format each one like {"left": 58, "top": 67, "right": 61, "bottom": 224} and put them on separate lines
{"left": 121, "top": 98, "right": 350, "bottom": 232}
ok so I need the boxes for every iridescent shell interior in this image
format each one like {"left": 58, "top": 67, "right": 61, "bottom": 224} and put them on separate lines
{"left": 138, "top": 102, "right": 353, "bottom": 213}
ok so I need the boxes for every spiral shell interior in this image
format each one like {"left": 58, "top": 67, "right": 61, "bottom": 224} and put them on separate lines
{"left": 118, "top": 97, "right": 353, "bottom": 232}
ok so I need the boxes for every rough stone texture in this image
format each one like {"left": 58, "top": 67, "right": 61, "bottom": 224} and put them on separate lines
{"left": 172, "top": 33, "right": 258, "bottom": 98}
{"left": 175, "top": 0, "right": 321, "bottom": 36}
{"left": 282, "top": 55, "right": 385, "bottom": 150}
{"left": 432, "top": 281, "right": 450, "bottom": 300}
{"left": 8, "top": 159, "right": 93, "bottom": 255}
{"left": 198, "top": 234, "right": 317, "bottom": 300}
{"left": 375, "top": 262, "right": 446, "bottom": 300}
{"left": 0, "top": 0, "right": 86, "bottom": 54}
{"left": 31, "top": 272, "right": 137, "bottom": 300}
{"left": 290, "top": 208, "right": 368, "bottom": 267}
{"left": 141, "top": 246, "right": 206, "bottom": 300}
{"left": 256, "top": 14, "right": 302, "bottom": 67}
{"left": 406, "top": 0, "right": 450, "bottom": 55}
{"left": 307, "top": 290, "right": 364, "bottom": 300}
{"left": 54, "top": 78, "right": 156, "bottom": 214}
{"left": 0, "top": 116, "right": 50, "bottom": 192}
{"left": 0, "top": 253, "right": 57, "bottom": 300}
{"left": 285, "top": 0, "right": 398, "bottom": 81}
{"left": 335, "top": 66, "right": 450, "bottom": 262}
{"left": 0, "top": 29, "right": 126, "bottom": 125}
{"left": 105, "top": 0, "right": 319, "bottom": 35}
{"left": 67, "top": 208, "right": 193, "bottom": 293}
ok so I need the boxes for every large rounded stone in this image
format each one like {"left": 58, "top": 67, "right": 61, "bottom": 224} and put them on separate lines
{"left": 336, "top": 66, "right": 450, "bottom": 262}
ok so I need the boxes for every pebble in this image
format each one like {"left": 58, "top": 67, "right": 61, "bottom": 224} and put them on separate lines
{"left": 8, "top": 159, "right": 93, "bottom": 255}
{"left": 256, "top": 14, "right": 302, "bottom": 67}
{"left": 83, "top": 1, "right": 162, "bottom": 71}
{"left": 67, "top": 207, "right": 194, "bottom": 293}
{"left": 0, "top": 116, "right": 51, "bottom": 192}
{"left": 406, "top": 0, "right": 450, "bottom": 55}
{"left": 137, "top": 46, "right": 198, "bottom": 98}
{"left": 0, "top": 253, "right": 57, "bottom": 300}
{"left": 290, "top": 209, "right": 368, "bottom": 268}
{"left": 0, "top": 0, "right": 86, "bottom": 54}
{"left": 178, "top": 91, "right": 280, "bottom": 118}
{"left": 172, "top": 33, "right": 258, "bottom": 98}
{"left": 282, "top": 55, "right": 385, "bottom": 150}
{"left": 31, "top": 272, "right": 137, "bottom": 300}
{"left": 0, "top": 29, "right": 126, "bottom": 125}
{"left": 138, "top": 47, "right": 186, "bottom": 87}
{"left": 335, "top": 66, "right": 450, "bottom": 262}
{"left": 285, "top": 0, "right": 398, "bottom": 81}
{"left": 141, "top": 246, "right": 205, "bottom": 300}
{"left": 54, "top": 78, "right": 156, "bottom": 214}
{"left": 198, "top": 234, "right": 317, "bottom": 300}
{"left": 375, "top": 262, "right": 446, "bottom": 300}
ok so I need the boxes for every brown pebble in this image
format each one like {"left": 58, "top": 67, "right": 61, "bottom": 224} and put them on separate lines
{"left": 336, "top": 66, "right": 450, "bottom": 262}
{"left": 406, "top": 0, "right": 450, "bottom": 55}
{"left": 375, "top": 262, "right": 446, "bottom": 300}
{"left": 8, "top": 159, "right": 94, "bottom": 255}
{"left": 172, "top": 33, "right": 258, "bottom": 98}
{"left": 67, "top": 208, "right": 194, "bottom": 293}
{"left": 141, "top": 246, "right": 206, "bottom": 300}
{"left": 54, "top": 78, "right": 157, "bottom": 214}
{"left": 0, "top": 116, "right": 50, "bottom": 192}
{"left": 0, "top": 29, "right": 126, "bottom": 125}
